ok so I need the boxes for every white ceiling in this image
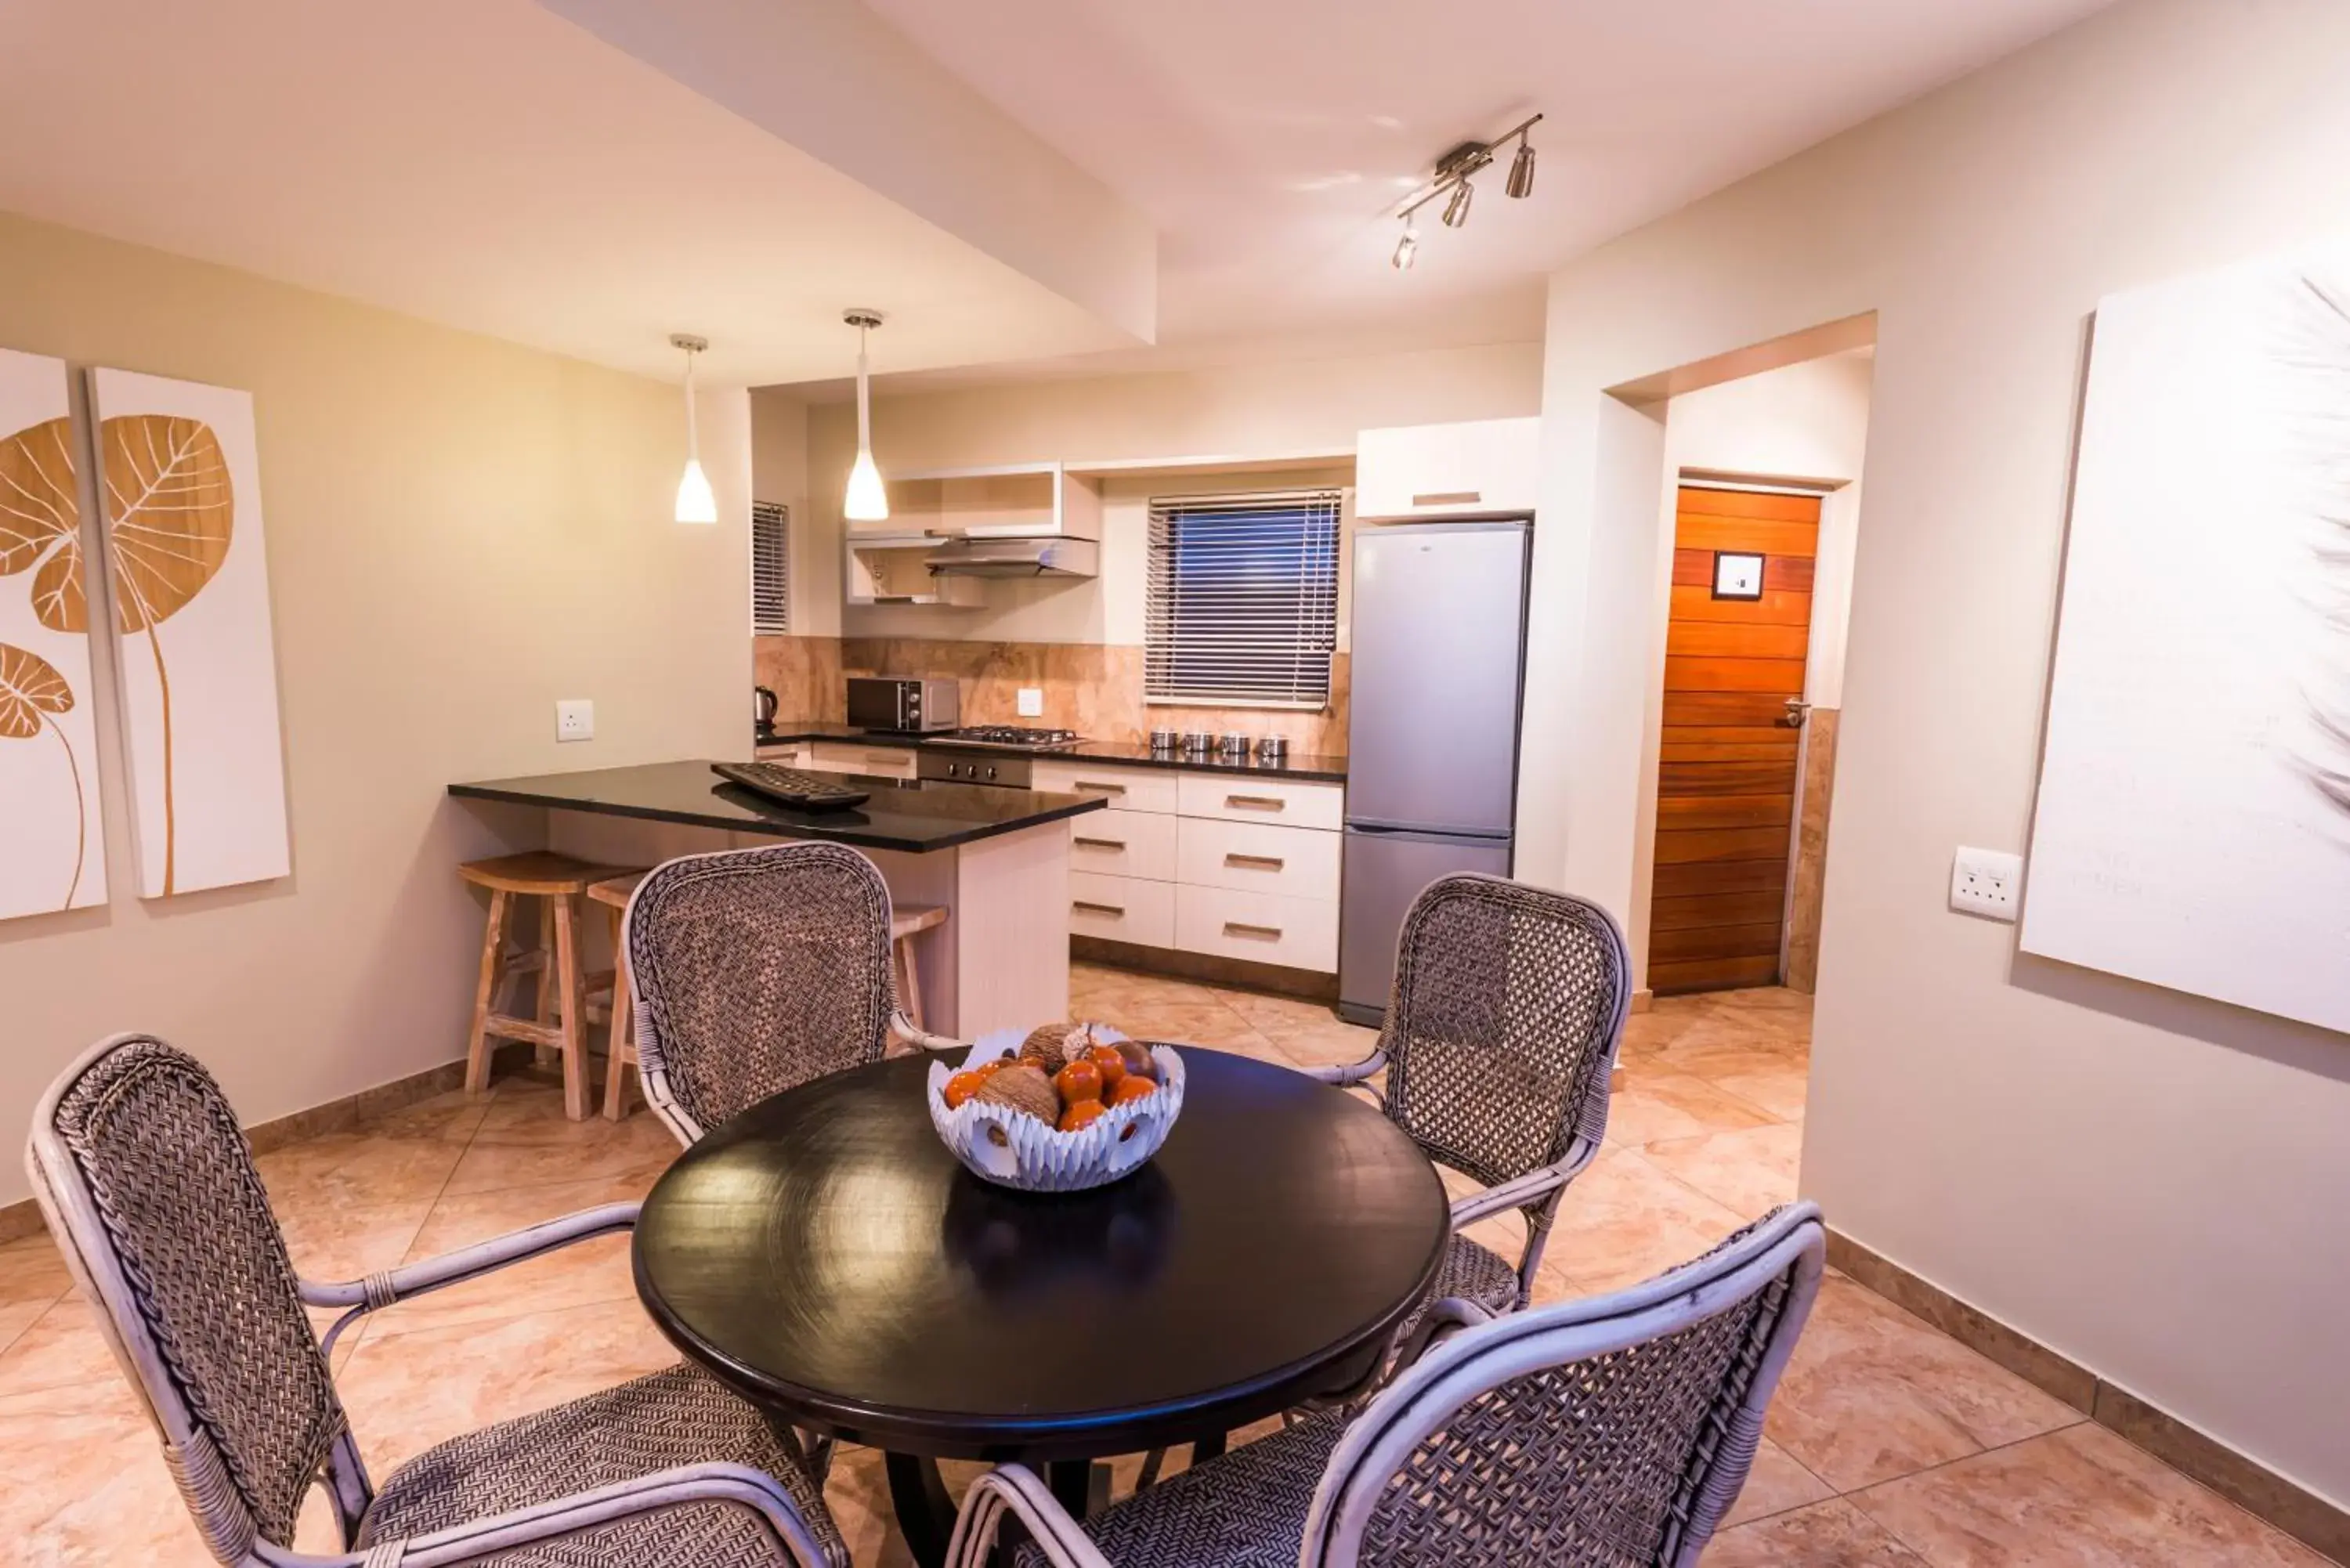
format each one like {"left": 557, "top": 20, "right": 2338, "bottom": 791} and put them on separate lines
{"left": 0, "top": 0, "right": 1148, "bottom": 386}
{"left": 0, "top": 0, "right": 2117, "bottom": 392}
{"left": 853, "top": 0, "right": 2120, "bottom": 381}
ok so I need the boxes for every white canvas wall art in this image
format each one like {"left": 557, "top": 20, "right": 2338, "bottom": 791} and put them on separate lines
{"left": 2023, "top": 244, "right": 2350, "bottom": 1033}
{"left": 0, "top": 349, "right": 109, "bottom": 919}
{"left": 89, "top": 367, "right": 289, "bottom": 898}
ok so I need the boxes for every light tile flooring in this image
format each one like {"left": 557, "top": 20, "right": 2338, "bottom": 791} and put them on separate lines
{"left": 0, "top": 966, "right": 2326, "bottom": 1566}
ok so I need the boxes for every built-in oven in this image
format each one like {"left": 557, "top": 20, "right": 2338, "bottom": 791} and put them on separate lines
{"left": 845, "top": 677, "right": 960, "bottom": 733}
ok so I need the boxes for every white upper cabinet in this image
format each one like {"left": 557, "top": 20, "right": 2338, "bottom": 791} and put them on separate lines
{"left": 1354, "top": 417, "right": 1541, "bottom": 522}
{"left": 857, "top": 462, "right": 1104, "bottom": 540}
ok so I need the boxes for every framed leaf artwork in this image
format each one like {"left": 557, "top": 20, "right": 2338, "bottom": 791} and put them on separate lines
{"left": 89, "top": 367, "right": 290, "bottom": 898}
{"left": 0, "top": 348, "right": 109, "bottom": 919}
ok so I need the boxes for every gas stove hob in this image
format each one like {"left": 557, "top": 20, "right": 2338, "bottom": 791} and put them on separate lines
{"left": 926, "top": 726, "right": 1083, "bottom": 752}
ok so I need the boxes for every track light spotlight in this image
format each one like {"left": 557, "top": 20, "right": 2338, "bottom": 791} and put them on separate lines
{"left": 1392, "top": 222, "right": 1419, "bottom": 270}
{"left": 1442, "top": 179, "right": 1473, "bottom": 229}
{"left": 1506, "top": 135, "right": 1536, "bottom": 199}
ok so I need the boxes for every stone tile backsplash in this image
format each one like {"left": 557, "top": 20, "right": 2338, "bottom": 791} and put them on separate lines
{"left": 754, "top": 634, "right": 1349, "bottom": 754}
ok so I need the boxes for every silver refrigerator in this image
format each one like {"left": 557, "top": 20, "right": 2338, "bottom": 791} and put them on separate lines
{"left": 1338, "top": 519, "right": 1531, "bottom": 1025}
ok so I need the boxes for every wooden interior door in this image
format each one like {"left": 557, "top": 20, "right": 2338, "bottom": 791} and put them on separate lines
{"left": 1648, "top": 486, "right": 1820, "bottom": 995}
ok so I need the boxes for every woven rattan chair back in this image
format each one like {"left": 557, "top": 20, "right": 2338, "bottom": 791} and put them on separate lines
{"left": 624, "top": 843, "right": 895, "bottom": 1142}
{"left": 25, "top": 1036, "right": 353, "bottom": 1563}
{"left": 1305, "top": 1202, "right": 1826, "bottom": 1568}
{"left": 1378, "top": 873, "right": 1630, "bottom": 1188}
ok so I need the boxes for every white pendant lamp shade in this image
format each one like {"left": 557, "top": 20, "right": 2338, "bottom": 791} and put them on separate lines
{"left": 674, "top": 459, "right": 717, "bottom": 526}
{"left": 844, "top": 448, "right": 888, "bottom": 521}
{"left": 671, "top": 334, "right": 717, "bottom": 524}
{"left": 844, "top": 309, "right": 889, "bottom": 522}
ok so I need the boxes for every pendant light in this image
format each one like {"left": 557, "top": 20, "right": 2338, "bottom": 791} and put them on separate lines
{"left": 843, "top": 309, "right": 889, "bottom": 522}
{"left": 671, "top": 333, "right": 717, "bottom": 525}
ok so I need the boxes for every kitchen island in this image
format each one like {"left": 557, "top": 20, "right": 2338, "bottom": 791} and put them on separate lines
{"left": 448, "top": 761, "right": 1107, "bottom": 1039}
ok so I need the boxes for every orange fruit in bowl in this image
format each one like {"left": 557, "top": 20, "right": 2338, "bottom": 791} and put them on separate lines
{"left": 1054, "top": 1059, "right": 1104, "bottom": 1106}
{"left": 1058, "top": 1099, "right": 1108, "bottom": 1133}
{"left": 1084, "top": 1043, "right": 1128, "bottom": 1091}
{"left": 1107, "top": 1075, "right": 1158, "bottom": 1107}
{"left": 943, "top": 1070, "right": 992, "bottom": 1110}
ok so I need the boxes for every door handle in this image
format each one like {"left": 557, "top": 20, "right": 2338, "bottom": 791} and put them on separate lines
{"left": 1224, "top": 921, "right": 1282, "bottom": 940}
{"left": 1074, "top": 836, "right": 1126, "bottom": 851}
{"left": 1226, "top": 794, "right": 1285, "bottom": 811}
{"left": 1073, "top": 901, "right": 1126, "bottom": 916}
{"left": 1779, "top": 699, "right": 1812, "bottom": 730}
{"left": 1225, "top": 853, "right": 1285, "bottom": 871}
{"left": 1072, "top": 780, "right": 1128, "bottom": 796}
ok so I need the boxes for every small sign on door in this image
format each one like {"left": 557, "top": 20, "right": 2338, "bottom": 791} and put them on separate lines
{"left": 1712, "top": 551, "right": 1765, "bottom": 601}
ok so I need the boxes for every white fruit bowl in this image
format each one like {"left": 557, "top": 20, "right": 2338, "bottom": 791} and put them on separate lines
{"left": 927, "top": 1025, "right": 1186, "bottom": 1194}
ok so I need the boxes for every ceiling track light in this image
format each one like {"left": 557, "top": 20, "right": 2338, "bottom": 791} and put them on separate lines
{"left": 1390, "top": 110, "right": 1542, "bottom": 271}
{"left": 1391, "top": 222, "right": 1419, "bottom": 270}
{"left": 842, "top": 309, "right": 889, "bottom": 523}
{"left": 1442, "top": 179, "right": 1474, "bottom": 229}
{"left": 671, "top": 333, "right": 716, "bottom": 524}
{"left": 1506, "top": 130, "right": 1537, "bottom": 200}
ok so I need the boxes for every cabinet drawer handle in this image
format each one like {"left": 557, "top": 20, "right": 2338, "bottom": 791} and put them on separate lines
{"left": 1072, "top": 779, "right": 1128, "bottom": 796}
{"left": 866, "top": 753, "right": 908, "bottom": 766}
{"left": 1225, "top": 853, "right": 1285, "bottom": 871}
{"left": 1412, "top": 490, "right": 1481, "bottom": 506}
{"left": 1226, "top": 794, "right": 1285, "bottom": 811}
{"left": 1224, "top": 921, "right": 1282, "bottom": 941}
{"left": 1074, "top": 836, "right": 1126, "bottom": 851}
{"left": 1073, "top": 901, "right": 1126, "bottom": 916}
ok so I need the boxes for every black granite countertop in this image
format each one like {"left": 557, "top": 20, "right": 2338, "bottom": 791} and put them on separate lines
{"left": 450, "top": 761, "right": 1107, "bottom": 854}
{"left": 752, "top": 723, "right": 1348, "bottom": 782}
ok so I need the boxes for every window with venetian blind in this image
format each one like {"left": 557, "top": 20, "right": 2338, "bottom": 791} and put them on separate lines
{"left": 752, "top": 500, "right": 790, "bottom": 634}
{"left": 1144, "top": 490, "right": 1342, "bottom": 708}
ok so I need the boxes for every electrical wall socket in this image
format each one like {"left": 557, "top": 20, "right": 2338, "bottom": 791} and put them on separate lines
{"left": 1950, "top": 845, "right": 2023, "bottom": 921}
{"left": 555, "top": 699, "right": 595, "bottom": 742}
{"left": 1016, "top": 687, "right": 1044, "bottom": 717}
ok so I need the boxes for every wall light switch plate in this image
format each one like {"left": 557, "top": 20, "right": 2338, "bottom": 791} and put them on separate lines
{"left": 1016, "top": 687, "right": 1044, "bottom": 717}
{"left": 555, "top": 699, "right": 595, "bottom": 742}
{"left": 1950, "top": 845, "right": 2023, "bottom": 921}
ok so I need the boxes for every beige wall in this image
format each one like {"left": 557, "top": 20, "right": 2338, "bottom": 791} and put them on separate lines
{"left": 1524, "top": 0, "right": 2350, "bottom": 1505}
{"left": 0, "top": 211, "right": 751, "bottom": 1206}
{"left": 789, "top": 341, "right": 1544, "bottom": 645}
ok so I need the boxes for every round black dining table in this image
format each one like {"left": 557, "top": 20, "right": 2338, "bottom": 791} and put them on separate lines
{"left": 632, "top": 1047, "right": 1450, "bottom": 1567}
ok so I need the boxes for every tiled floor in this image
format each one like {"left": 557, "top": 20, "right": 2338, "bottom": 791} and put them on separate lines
{"left": 0, "top": 966, "right": 2326, "bottom": 1566}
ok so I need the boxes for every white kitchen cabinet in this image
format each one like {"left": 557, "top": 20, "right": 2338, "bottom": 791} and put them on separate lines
{"left": 1029, "top": 759, "right": 1182, "bottom": 815}
{"left": 1176, "top": 817, "right": 1341, "bottom": 901}
{"left": 1175, "top": 773, "right": 1346, "bottom": 833}
{"left": 804, "top": 741, "right": 919, "bottom": 780}
{"left": 844, "top": 536, "right": 986, "bottom": 608}
{"left": 1354, "top": 417, "right": 1541, "bottom": 522}
{"left": 869, "top": 462, "right": 1103, "bottom": 541}
{"left": 1174, "top": 884, "right": 1340, "bottom": 974}
{"left": 1069, "top": 871, "right": 1176, "bottom": 948}
{"left": 1039, "top": 757, "right": 1346, "bottom": 974}
{"left": 1070, "top": 810, "right": 1178, "bottom": 883}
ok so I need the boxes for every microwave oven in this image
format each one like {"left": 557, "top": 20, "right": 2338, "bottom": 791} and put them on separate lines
{"left": 846, "top": 676, "right": 960, "bottom": 733}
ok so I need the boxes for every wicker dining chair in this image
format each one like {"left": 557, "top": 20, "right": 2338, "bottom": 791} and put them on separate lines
{"left": 949, "top": 1202, "right": 1825, "bottom": 1568}
{"left": 1317, "top": 873, "right": 1631, "bottom": 1326}
{"left": 624, "top": 842, "right": 897, "bottom": 1147}
{"left": 24, "top": 1034, "right": 849, "bottom": 1568}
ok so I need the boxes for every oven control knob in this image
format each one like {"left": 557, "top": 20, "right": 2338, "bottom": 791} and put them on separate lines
{"left": 985, "top": 765, "right": 998, "bottom": 780}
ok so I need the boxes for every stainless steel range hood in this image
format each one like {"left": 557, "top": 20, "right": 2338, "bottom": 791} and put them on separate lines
{"left": 924, "top": 536, "right": 1100, "bottom": 579}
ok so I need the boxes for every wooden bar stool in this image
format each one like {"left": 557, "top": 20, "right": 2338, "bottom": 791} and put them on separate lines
{"left": 460, "top": 851, "right": 634, "bottom": 1120}
{"left": 890, "top": 904, "right": 947, "bottom": 1033}
{"left": 587, "top": 870, "right": 649, "bottom": 1121}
